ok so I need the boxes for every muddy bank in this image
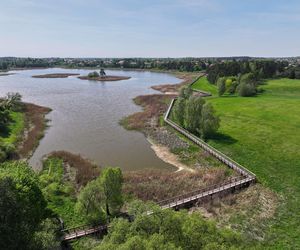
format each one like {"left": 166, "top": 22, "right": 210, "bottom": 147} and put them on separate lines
{"left": 14, "top": 102, "right": 51, "bottom": 160}
{"left": 32, "top": 73, "right": 80, "bottom": 78}
{"left": 151, "top": 72, "right": 203, "bottom": 94}
{"left": 78, "top": 75, "right": 131, "bottom": 81}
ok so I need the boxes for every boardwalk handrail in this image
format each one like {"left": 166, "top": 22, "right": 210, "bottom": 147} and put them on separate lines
{"left": 164, "top": 98, "right": 256, "bottom": 178}
{"left": 159, "top": 177, "right": 254, "bottom": 209}
{"left": 157, "top": 176, "right": 244, "bottom": 206}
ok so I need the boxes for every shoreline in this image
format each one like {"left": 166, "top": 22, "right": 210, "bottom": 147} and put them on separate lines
{"left": 119, "top": 73, "right": 199, "bottom": 172}
{"left": 148, "top": 139, "right": 195, "bottom": 172}
{"left": 14, "top": 102, "right": 51, "bottom": 161}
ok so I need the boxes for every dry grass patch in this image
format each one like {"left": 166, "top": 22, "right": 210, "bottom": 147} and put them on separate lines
{"left": 192, "top": 184, "right": 279, "bottom": 241}
{"left": 123, "top": 168, "right": 233, "bottom": 202}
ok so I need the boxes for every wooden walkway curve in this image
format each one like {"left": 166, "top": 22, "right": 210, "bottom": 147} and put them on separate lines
{"left": 62, "top": 95, "right": 256, "bottom": 242}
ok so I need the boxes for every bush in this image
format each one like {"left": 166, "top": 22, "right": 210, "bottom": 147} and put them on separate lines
{"left": 88, "top": 71, "right": 100, "bottom": 78}
{"left": 237, "top": 82, "right": 256, "bottom": 97}
{"left": 217, "top": 77, "right": 226, "bottom": 96}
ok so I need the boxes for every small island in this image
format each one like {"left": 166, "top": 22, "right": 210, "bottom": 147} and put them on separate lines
{"left": 78, "top": 69, "right": 131, "bottom": 81}
{"left": 0, "top": 73, "right": 15, "bottom": 77}
{"left": 32, "top": 73, "right": 80, "bottom": 78}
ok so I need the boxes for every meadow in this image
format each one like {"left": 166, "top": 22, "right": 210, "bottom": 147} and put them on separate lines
{"left": 192, "top": 77, "right": 300, "bottom": 248}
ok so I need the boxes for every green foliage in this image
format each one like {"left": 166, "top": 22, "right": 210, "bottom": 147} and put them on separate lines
{"left": 201, "top": 103, "right": 220, "bottom": 139}
{"left": 172, "top": 97, "right": 186, "bottom": 127}
{"left": 39, "top": 157, "right": 83, "bottom": 227}
{"left": 88, "top": 71, "right": 100, "bottom": 78}
{"left": 76, "top": 178, "right": 107, "bottom": 224}
{"left": 33, "top": 218, "right": 61, "bottom": 250}
{"left": 101, "top": 167, "right": 123, "bottom": 217}
{"left": 179, "top": 86, "right": 193, "bottom": 99}
{"left": 0, "top": 161, "right": 47, "bottom": 250}
{"left": 207, "top": 59, "right": 286, "bottom": 84}
{"left": 184, "top": 96, "right": 205, "bottom": 134}
{"left": 217, "top": 77, "right": 226, "bottom": 96}
{"left": 95, "top": 202, "right": 252, "bottom": 250}
{"left": 237, "top": 82, "right": 256, "bottom": 97}
{"left": 171, "top": 95, "right": 219, "bottom": 139}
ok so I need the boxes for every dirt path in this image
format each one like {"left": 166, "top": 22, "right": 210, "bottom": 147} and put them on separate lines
{"left": 149, "top": 139, "right": 195, "bottom": 173}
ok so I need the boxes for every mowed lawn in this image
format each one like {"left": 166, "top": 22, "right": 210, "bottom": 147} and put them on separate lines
{"left": 193, "top": 78, "right": 300, "bottom": 248}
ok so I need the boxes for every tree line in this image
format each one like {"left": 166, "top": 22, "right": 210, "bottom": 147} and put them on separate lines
{"left": 1, "top": 57, "right": 299, "bottom": 76}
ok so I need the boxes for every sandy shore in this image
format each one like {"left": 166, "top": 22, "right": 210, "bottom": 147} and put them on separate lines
{"left": 149, "top": 139, "right": 195, "bottom": 173}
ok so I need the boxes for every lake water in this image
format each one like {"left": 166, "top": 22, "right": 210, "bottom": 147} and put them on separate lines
{"left": 0, "top": 68, "right": 181, "bottom": 171}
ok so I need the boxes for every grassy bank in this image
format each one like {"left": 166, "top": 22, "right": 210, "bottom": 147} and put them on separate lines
{"left": 191, "top": 76, "right": 218, "bottom": 96}
{"left": 193, "top": 77, "right": 300, "bottom": 248}
{"left": 1, "top": 111, "right": 25, "bottom": 145}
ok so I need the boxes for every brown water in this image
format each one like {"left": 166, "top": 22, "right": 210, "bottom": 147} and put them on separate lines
{"left": 0, "top": 68, "right": 181, "bottom": 171}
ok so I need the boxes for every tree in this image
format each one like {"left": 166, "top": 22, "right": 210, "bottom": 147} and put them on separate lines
{"left": 76, "top": 178, "right": 106, "bottom": 224}
{"left": 289, "top": 69, "right": 296, "bottom": 79}
{"left": 100, "top": 167, "right": 123, "bottom": 217}
{"left": 0, "top": 161, "right": 47, "bottom": 250}
{"left": 184, "top": 96, "right": 205, "bottom": 135}
{"left": 237, "top": 82, "right": 256, "bottom": 97}
{"left": 100, "top": 68, "right": 106, "bottom": 77}
{"left": 179, "top": 86, "right": 193, "bottom": 99}
{"left": 33, "top": 219, "right": 61, "bottom": 250}
{"left": 88, "top": 71, "right": 100, "bottom": 78}
{"left": 201, "top": 103, "right": 220, "bottom": 140}
{"left": 217, "top": 77, "right": 226, "bottom": 96}
{"left": 173, "top": 97, "right": 186, "bottom": 126}
{"left": 95, "top": 204, "right": 250, "bottom": 250}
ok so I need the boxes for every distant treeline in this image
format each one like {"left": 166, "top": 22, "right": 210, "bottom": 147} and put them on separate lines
{"left": 206, "top": 60, "right": 300, "bottom": 84}
{"left": 1, "top": 57, "right": 299, "bottom": 76}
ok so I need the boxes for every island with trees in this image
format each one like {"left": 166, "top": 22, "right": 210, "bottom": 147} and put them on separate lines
{"left": 78, "top": 69, "right": 131, "bottom": 82}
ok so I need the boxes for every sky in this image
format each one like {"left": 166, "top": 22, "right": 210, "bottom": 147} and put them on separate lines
{"left": 0, "top": 0, "right": 300, "bottom": 58}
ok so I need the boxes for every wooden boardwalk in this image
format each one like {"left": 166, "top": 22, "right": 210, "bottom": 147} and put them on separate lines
{"left": 62, "top": 224, "right": 108, "bottom": 241}
{"left": 62, "top": 96, "right": 256, "bottom": 242}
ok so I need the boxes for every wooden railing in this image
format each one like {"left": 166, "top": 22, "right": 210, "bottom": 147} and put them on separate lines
{"left": 62, "top": 224, "right": 108, "bottom": 241}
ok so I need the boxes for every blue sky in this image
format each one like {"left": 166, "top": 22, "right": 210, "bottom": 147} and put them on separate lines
{"left": 0, "top": 0, "right": 299, "bottom": 57}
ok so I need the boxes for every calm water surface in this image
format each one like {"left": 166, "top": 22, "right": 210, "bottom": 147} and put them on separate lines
{"left": 0, "top": 68, "right": 181, "bottom": 171}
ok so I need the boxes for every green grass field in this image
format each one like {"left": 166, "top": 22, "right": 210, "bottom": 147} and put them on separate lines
{"left": 193, "top": 77, "right": 300, "bottom": 248}
{"left": 191, "top": 76, "right": 218, "bottom": 96}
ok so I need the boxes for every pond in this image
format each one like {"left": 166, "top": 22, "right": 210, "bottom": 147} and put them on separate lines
{"left": 0, "top": 68, "right": 181, "bottom": 171}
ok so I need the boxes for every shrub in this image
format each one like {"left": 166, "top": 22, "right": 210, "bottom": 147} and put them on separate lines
{"left": 237, "top": 82, "right": 256, "bottom": 97}
{"left": 88, "top": 71, "right": 100, "bottom": 78}
{"left": 217, "top": 77, "right": 226, "bottom": 96}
